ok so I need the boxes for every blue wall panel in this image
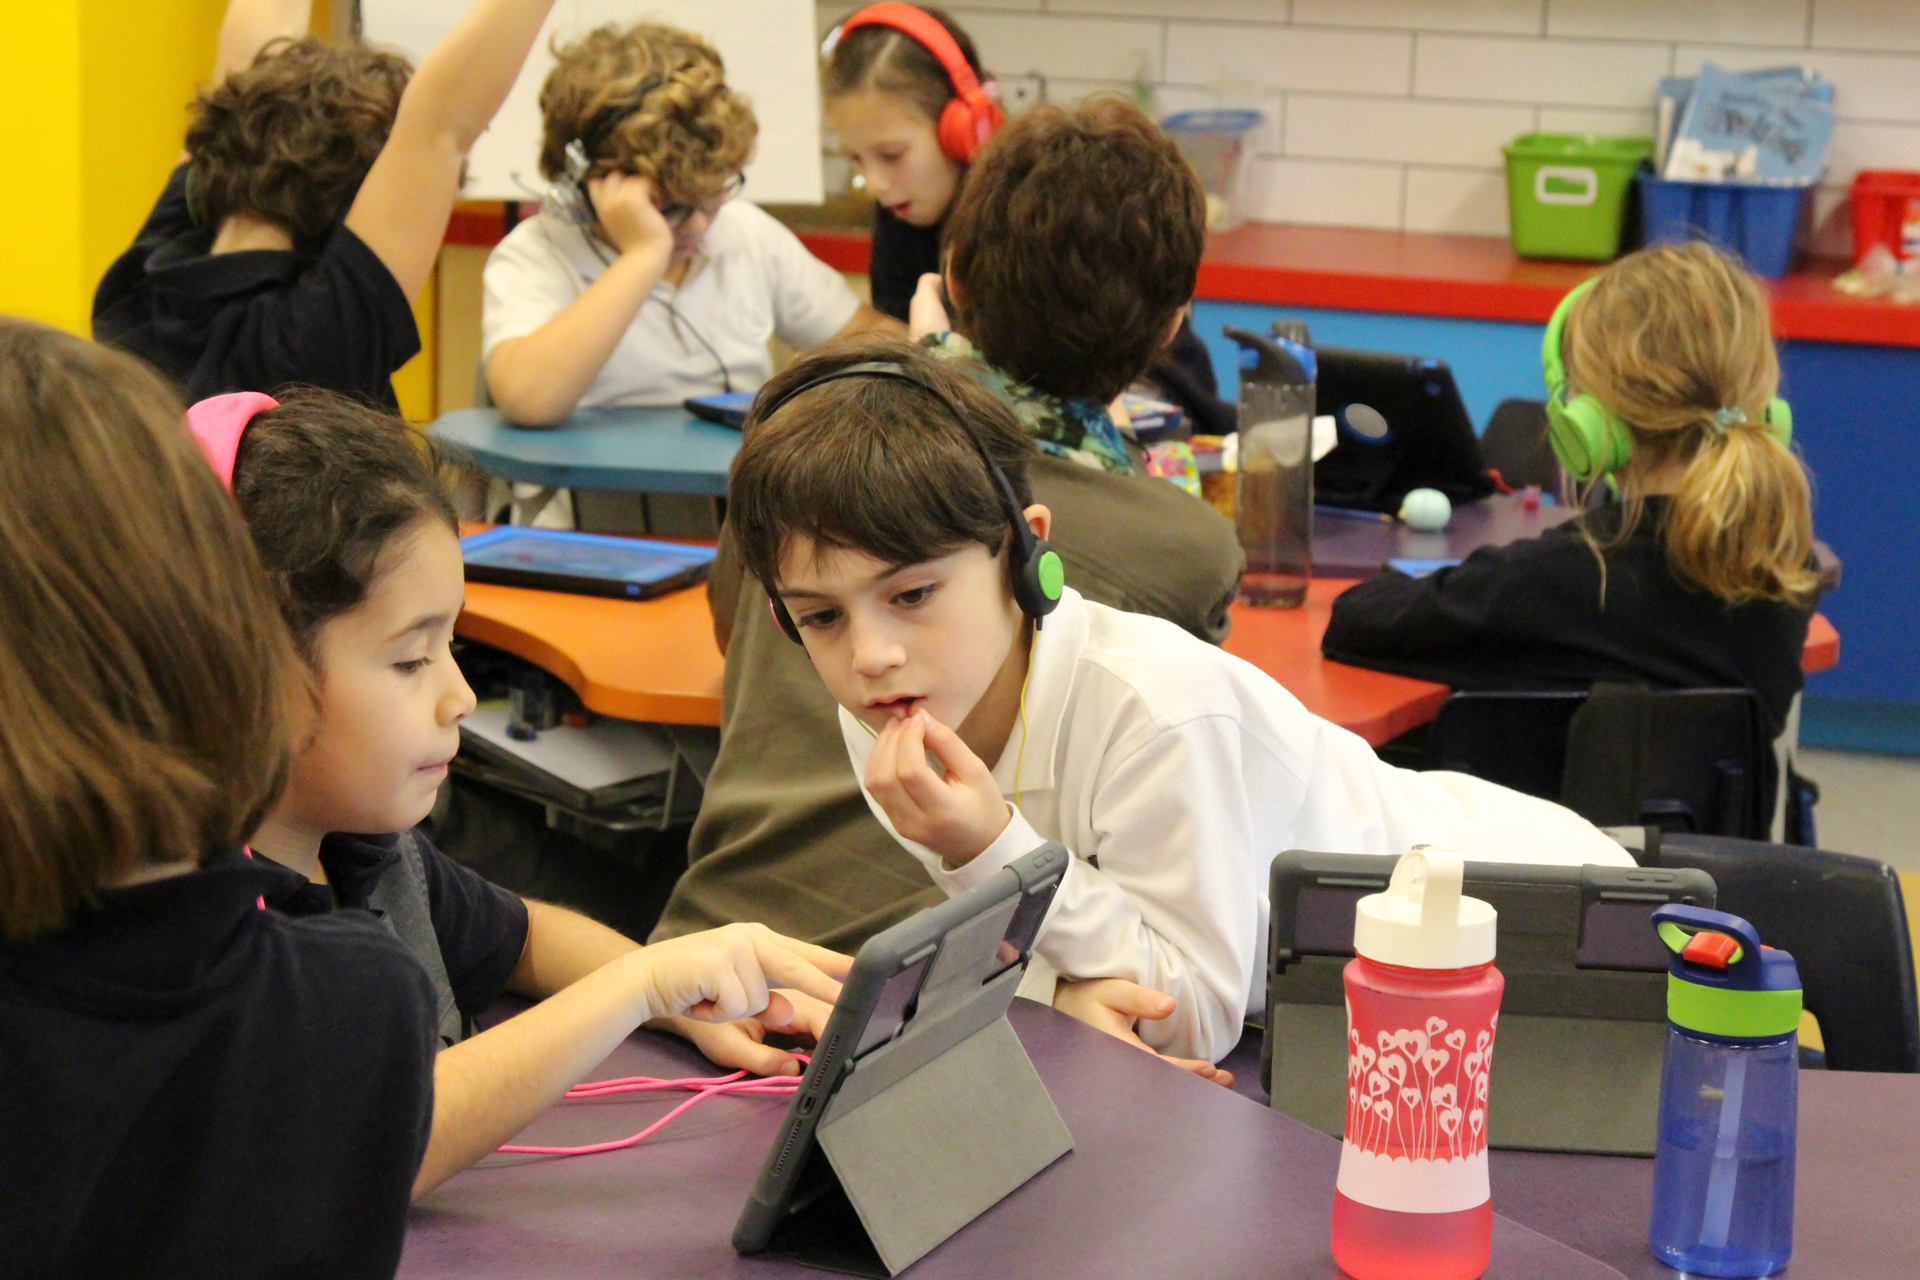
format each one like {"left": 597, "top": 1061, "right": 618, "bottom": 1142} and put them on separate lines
{"left": 1189, "top": 301, "right": 1548, "bottom": 432}
{"left": 1779, "top": 340, "right": 1920, "bottom": 707}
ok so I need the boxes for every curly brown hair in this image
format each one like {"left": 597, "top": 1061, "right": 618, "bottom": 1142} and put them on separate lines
{"left": 538, "top": 23, "right": 756, "bottom": 206}
{"left": 944, "top": 96, "right": 1206, "bottom": 404}
{"left": 185, "top": 37, "right": 412, "bottom": 252}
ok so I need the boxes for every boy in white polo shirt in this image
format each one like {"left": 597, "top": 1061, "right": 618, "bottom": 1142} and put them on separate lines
{"left": 727, "top": 337, "right": 1635, "bottom": 1066}
{"left": 482, "top": 21, "right": 895, "bottom": 427}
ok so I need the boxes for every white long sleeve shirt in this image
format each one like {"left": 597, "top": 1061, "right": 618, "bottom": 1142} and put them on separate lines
{"left": 841, "top": 587, "right": 1633, "bottom": 1063}
{"left": 481, "top": 202, "right": 860, "bottom": 407}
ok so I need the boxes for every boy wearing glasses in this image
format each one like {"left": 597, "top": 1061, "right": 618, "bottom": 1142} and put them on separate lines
{"left": 483, "top": 22, "right": 897, "bottom": 427}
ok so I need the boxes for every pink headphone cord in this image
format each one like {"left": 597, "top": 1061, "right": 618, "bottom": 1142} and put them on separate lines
{"left": 497, "top": 1056, "right": 810, "bottom": 1158}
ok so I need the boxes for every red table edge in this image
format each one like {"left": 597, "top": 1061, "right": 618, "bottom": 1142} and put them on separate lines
{"left": 1804, "top": 612, "right": 1840, "bottom": 674}
{"left": 445, "top": 204, "right": 1917, "bottom": 346}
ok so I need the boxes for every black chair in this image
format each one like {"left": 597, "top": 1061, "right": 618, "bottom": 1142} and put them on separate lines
{"left": 1421, "top": 685, "right": 1774, "bottom": 839}
{"left": 1644, "top": 831, "right": 1920, "bottom": 1073}
{"left": 1479, "top": 398, "right": 1562, "bottom": 493}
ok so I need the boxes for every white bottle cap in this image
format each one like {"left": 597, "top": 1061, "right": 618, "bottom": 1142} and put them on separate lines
{"left": 1353, "top": 847, "right": 1497, "bottom": 970}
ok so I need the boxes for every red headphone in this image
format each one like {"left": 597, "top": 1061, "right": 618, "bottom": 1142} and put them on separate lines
{"left": 835, "top": 3, "right": 1004, "bottom": 164}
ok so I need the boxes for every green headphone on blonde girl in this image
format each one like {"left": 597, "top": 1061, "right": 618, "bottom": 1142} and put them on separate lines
{"left": 1541, "top": 276, "right": 1791, "bottom": 483}
{"left": 1537, "top": 242, "right": 1819, "bottom": 607}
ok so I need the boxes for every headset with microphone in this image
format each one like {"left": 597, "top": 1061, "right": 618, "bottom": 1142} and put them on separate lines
{"left": 1542, "top": 277, "right": 1792, "bottom": 482}
{"left": 826, "top": 3, "right": 1004, "bottom": 163}
{"left": 750, "top": 359, "right": 1064, "bottom": 644}
{"left": 546, "top": 80, "right": 665, "bottom": 228}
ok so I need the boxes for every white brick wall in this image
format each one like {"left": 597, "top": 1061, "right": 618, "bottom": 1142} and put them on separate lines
{"left": 817, "top": 0, "right": 1920, "bottom": 252}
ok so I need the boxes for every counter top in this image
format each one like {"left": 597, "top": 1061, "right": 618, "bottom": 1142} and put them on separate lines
{"left": 444, "top": 202, "right": 1919, "bottom": 347}
{"left": 792, "top": 220, "right": 1920, "bottom": 348}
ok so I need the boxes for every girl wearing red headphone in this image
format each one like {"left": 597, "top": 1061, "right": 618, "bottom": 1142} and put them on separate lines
{"left": 824, "top": 5, "right": 1003, "bottom": 323}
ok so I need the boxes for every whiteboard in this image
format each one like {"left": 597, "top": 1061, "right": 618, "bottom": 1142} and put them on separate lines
{"left": 361, "top": 0, "right": 823, "bottom": 203}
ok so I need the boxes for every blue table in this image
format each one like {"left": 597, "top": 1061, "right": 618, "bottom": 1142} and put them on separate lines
{"left": 429, "top": 406, "right": 740, "bottom": 497}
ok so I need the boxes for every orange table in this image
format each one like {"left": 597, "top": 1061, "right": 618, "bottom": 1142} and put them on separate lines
{"left": 456, "top": 575, "right": 1839, "bottom": 741}
{"left": 458, "top": 579, "right": 725, "bottom": 726}
{"left": 1224, "top": 580, "right": 1451, "bottom": 745}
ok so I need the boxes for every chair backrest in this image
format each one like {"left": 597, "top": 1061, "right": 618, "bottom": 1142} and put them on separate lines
{"left": 1423, "top": 686, "right": 1774, "bottom": 838}
{"left": 1422, "top": 689, "right": 1585, "bottom": 799}
{"left": 1480, "top": 398, "right": 1562, "bottom": 492}
{"left": 1648, "top": 833, "right": 1920, "bottom": 1073}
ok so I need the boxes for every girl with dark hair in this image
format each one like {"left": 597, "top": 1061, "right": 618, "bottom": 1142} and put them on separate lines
{"left": 192, "top": 388, "right": 847, "bottom": 1200}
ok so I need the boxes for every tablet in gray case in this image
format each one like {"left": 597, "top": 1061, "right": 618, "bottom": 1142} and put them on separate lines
{"left": 733, "top": 842, "right": 1073, "bottom": 1276}
{"left": 1263, "top": 852, "right": 1715, "bottom": 1156}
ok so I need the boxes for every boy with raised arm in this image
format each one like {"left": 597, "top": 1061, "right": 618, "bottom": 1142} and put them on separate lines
{"left": 94, "top": 0, "right": 558, "bottom": 409}
{"left": 728, "top": 336, "right": 1635, "bottom": 1066}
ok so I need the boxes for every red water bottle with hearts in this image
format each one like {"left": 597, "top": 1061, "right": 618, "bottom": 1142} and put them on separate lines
{"left": 1332, "top": 847, "right": 1502, "bottom": 1280}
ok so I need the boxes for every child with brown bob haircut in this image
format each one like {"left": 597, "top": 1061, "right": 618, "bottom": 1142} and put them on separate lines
{"left": 0, "top": 320, "right": 434, "bottom": 1277}
{"left": 94, "top": 0, "right": 563, "bottom": 411}
{"left": 728, "top": 337, "right": 1632, "bottom": 1067}
{"left": 648, "top": 97, "right": 1242, "bottom": 995}
{"left": 483, "top": 21, "right": 893, "bottom": 426}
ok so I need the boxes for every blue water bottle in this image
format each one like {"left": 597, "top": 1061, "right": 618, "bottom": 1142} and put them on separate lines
{"left": 1647, "top": 905, "right": 1802, "bottom": 1278}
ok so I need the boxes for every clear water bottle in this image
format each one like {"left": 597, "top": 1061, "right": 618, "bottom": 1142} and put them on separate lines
{"left": 1647, "top": 905, "right": 1801, "bottom": 1278}
{"left": 1332, "top": 848, "right": 1502, "bottom": 1280}
{"left": 1227, "top": 326, "right": 1314, "bottom": 609}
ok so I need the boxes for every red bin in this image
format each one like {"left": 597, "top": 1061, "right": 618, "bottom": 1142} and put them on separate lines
{"left": 1850, "top": 170, "right": 1920, "bottom": 267}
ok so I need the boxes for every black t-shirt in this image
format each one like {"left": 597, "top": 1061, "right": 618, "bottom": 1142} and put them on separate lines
{"left": 255, "top": 828, "right": 530, "bottom": 1023}
{"left": 1321, "top": 497, "right": 1816, "bottom": 735}
{"left": 868, "top": 205, "right": 943, "bottom": 323}
{"left": 0, "top": 858, "right": 436, "bottom": 1280}
{"left": 92, "top": 164, "right": 420, "bottom": 412}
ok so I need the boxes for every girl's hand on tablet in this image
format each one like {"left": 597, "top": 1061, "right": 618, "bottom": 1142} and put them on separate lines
{"left": 633, "top": 923, "right": 847, "bottom": 1026}
{"left": 864, "top": 709, "right": 1010, "bottom": 867}
{"left": 1052, "top": 978, "right": 1235, "bottom": 1088}
{"left": 654, "top": 989, "right": 834, "bottom": 1077}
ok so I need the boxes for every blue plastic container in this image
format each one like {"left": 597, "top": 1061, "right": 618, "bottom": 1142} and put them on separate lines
{"left": 1636, "top": 172, "right": 1812, "bottom": 278}
{"left": 1647, "top": 905, "right": 1801, "bottom": 1278}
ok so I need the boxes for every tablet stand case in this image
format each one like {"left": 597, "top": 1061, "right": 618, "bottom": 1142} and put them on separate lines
{"left": 1262, "top": 852, "right": 1714, "bottom": 1156}
{"left": 767, "top": 904, "right": 1074, "bottom": 1276}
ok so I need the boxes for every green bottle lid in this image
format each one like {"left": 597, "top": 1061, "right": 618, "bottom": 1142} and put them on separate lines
{"left": 1652, "top": 905, "right": 1801, "bottom": 1043}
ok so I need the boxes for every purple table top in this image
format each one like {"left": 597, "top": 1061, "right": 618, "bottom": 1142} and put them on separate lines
{"left": 1313, "top": 496, "right": 1841, "bottom": 592}
{"left": 1219, "top": 1030, "right": 1920, "bottom": 1279}
{"left": 402, "top": 1001, "right": 1622, "bottom": 1279}
{"left": 1312, "top": 495, "right": 1578, "bottom": 580}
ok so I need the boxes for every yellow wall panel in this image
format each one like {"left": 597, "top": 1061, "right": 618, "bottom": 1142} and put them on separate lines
{"left": 0, "top": 5, "right": 85, "bottom": 330}
{"left": 78, "top": 0, "right": 226, "bottom": 308}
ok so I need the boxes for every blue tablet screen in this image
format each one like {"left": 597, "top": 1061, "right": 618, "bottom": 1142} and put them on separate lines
{"left": 462, "top": 528, "right": 715, "bottom": 587}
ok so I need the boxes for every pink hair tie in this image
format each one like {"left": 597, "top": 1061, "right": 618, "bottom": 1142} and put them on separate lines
{"left": 184, "top": 391, "right": 279, "bottom": 489}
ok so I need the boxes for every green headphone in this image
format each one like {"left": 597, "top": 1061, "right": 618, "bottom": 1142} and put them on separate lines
{"left": 751, "top": 360, "right": 1066, "bottom": 644}
{"left": 1541, "top": 278, "right": 1792, "bottom": 482}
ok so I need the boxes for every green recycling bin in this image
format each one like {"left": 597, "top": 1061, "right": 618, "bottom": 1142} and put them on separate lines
{"left": 1504, "top": 134, "right": 1652, "bottom": 261}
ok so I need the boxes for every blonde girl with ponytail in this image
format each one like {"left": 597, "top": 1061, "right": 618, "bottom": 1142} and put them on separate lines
{"left": 1560, "top": 241, "right": 1818, "bottom": 605}
{"left": 1324, "top": 240, "right": 1820, "bottom": 742}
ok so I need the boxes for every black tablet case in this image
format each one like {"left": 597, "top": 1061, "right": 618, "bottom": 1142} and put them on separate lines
{"left": 1263, "top": 852, "right": 1715, "bottom": 1156}
{"left": 1312, "top": 347, "right": 1497, "bottom": 512}
{"left": 737, "top": 845, "right": 1074, "bottom": 1276}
